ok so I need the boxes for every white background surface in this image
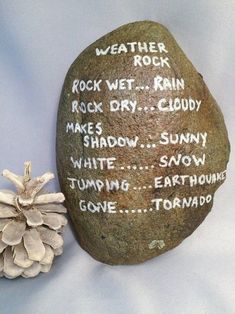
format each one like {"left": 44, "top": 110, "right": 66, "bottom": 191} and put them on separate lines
{"left": 0, "top": 1, "right": 235, "bottom": 313}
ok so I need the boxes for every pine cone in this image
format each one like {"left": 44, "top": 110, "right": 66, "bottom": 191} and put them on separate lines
{"left": 0, "top": 161, "right": 67, "bottom": 279}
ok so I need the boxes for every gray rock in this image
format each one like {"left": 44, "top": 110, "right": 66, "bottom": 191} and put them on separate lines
{"left": 56, "top": 21, "right": 230, "bottom": 265}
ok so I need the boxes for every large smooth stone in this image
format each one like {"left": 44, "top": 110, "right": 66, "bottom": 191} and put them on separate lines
{"left": 56, "top": 21, "right": 230, "bottom": 265}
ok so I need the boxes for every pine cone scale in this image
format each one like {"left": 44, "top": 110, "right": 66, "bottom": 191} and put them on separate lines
{"left": 23, "top": 229, "right": 46, "bottom": 261}
{"left": 40, "top": 244, "right": 54, "bottom": 265}
{"left": 40, "top": 263, "right": 51, "bottom": 273}
{"left": 0, "top": 234, "right": 8, "bottom": 253}
{"left": 22, "top": 262, "right": 41, "bottom": 278}
{"left": 23, "top": 208, "right": 43, "bottom": 227}
{"left": 42, "top": 212, "right": 64, "bottom": 230}
{"left": 2, "top": 221, "right": 26, "bottom": 246}
{"left": 13, "top": 242, "right": 34, "bottom": 268}
{"left": 37, "top": 204, "right": 67, "bottom": 213}
{"left": 3, "top": 247, "right": 23, "bottom": 278}
{"left": 0, "top": 219, "right": 12, "bottom": 231}
{"left": 0, "top": 204, "right": 18, "bottom": 218}
{"left": 37, "top": 226, "right": 64, "bottom": 250}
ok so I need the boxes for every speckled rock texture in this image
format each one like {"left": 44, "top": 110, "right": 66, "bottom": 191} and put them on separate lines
{"left": 56, "top": 21, "right": 230, "bottom": 265}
